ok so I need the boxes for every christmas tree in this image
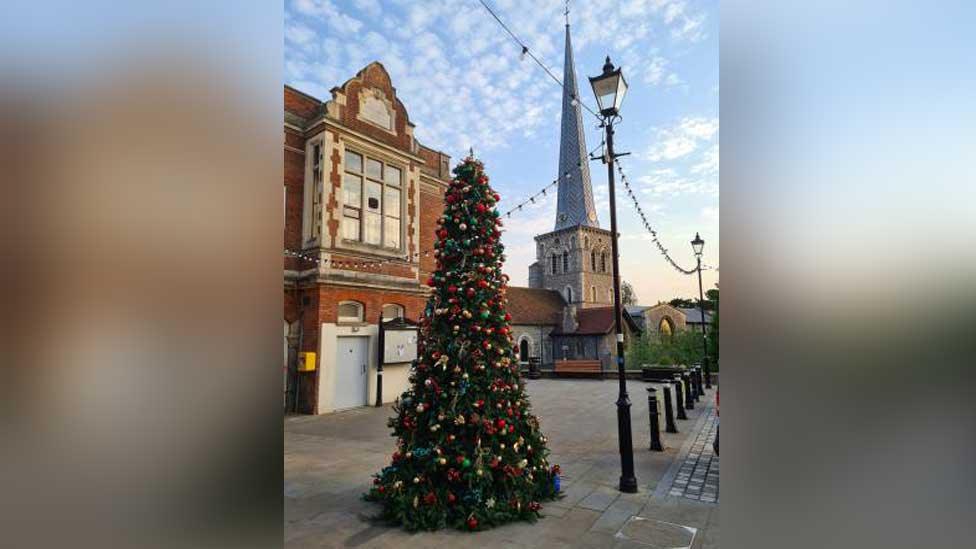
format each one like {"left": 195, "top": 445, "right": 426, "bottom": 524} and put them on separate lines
{"left": 365, "top": 156, "right": 561, "bottom": 531}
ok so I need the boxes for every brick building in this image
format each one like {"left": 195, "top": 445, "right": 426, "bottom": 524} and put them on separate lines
{"left": 283, "top": 62, "right": 450, "bottom": 414}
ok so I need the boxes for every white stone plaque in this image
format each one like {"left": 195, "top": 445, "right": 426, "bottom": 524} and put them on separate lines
{"left": 361, "top": 93, "right": 393, "bottom": 130}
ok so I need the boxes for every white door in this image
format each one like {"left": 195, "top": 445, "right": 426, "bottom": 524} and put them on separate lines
{"left": 333, "top": 336, "right": 368, "bottom": 410}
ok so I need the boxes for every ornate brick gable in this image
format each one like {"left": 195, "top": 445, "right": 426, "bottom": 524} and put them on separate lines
{"left": 326, "top": 62, "right": 414, "bottom": 153}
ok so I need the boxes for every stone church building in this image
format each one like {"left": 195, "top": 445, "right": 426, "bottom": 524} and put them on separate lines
{"left": 507, "top": 20, "right": 638, "bottom": 373}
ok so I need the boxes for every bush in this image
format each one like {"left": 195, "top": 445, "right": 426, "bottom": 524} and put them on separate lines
{"left": 626, "top": 329, "right": 710, "bottom": 369}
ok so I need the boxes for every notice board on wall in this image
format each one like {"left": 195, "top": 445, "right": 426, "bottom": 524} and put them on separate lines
{"left": 381, "top": 317, "right": 418, "bottom": 364}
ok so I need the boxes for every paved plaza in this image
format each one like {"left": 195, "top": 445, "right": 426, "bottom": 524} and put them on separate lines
{"left": 285, "top": 378, "right": 718, "bottom": 548}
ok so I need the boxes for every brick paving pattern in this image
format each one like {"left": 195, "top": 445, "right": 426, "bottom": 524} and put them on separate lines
{"left": 668, "top": 408, "right": 719, "bottom": 503}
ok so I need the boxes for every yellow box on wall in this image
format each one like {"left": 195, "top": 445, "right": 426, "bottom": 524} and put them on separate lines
{"left": 299, "top": 352, "right": 316, "bottom": 372}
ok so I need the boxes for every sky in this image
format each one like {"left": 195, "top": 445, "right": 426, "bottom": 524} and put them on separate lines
{"left": 285, "top": 0, "right": 719, "bottom": 305}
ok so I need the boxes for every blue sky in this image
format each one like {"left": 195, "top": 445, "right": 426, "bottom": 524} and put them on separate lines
{"left": 285, "top": 0, "right": 719, "bottom": 304}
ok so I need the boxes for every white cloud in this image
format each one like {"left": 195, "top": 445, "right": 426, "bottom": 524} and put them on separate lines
{"left": 672, "top": 13, "right": 706, "bottom": 42}
{"left": 701, "top": 206, "right": 719, "bottom": 222}
{"left": 636, "top": 168, "right": 718, "bottom": 197}
{"left": 646, "top": 117, "right": 718, "bottom": 162}
{"left": 353, "top": 0, "right": 381, "bottom": 17}
{"left": 690, "top": 144, "right": 719, "bottom": 176}
{"left": 292, "top": 0, "right": 364, "bottom": 35}
{"left": 285, "top": 22, "right": 317, "bottom": 46}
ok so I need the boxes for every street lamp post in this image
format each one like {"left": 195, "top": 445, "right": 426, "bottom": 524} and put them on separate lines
{"left": 691, "top": 233, "right": 711, "bottom": 389}
{"left": 589, "top": 56, "right": 637, "bottom": 494}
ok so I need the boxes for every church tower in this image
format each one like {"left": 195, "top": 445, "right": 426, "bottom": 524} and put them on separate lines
{"left": 528, "top": 14, "right": 615, "bottom": 308}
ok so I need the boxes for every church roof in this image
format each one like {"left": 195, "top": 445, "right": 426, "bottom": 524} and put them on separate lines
{"left": 677, "top": 308, "right": 713, "bottom": 324}
{"left": 506, "top": 287, "right": 566, "bottom": 326}
{"left": 553, "top": 22, "right": 599, "bottom": 231}
{"left": 553, "top": 306, "right": 641, "bottom": 336}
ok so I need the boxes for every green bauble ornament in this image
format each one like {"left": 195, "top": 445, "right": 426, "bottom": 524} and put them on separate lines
{"left": 480, "top": 311, "right": 490, "bottom": 320}
{"left": 462, "top": 458, "right": 471, "bottom": 468}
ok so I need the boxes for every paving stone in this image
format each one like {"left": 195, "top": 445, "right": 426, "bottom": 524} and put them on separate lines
{"left": 618, "top": 516, "right": 697, "bottom": 549}
{"left": 578, "top": 486, "right": 620, "bottom": 512}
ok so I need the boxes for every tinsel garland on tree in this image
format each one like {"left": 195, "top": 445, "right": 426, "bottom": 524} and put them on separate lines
{"left": 364, "top": 156, "right": 561, "bottom": 531}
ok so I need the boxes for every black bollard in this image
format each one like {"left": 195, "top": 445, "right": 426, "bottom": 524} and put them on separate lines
{"left": 646, "top": 387, "right": 663, "bottom": 451}
{"left": 682, "top": 372, "right": 695, "bottom": 410}
{"left": 692, "top": 366, "right": 705, "bottom": 402}
{"left": 662, "top": 382, "right": 678, "bottom": 433}
{"left": 691, "top": 367, "right": 701, "bottom": 402}
{"left": 696, "top": 366, "right": 705, "bottom": 397}
{"left": 673, "top": 376, "right": 688, "bottom": 420}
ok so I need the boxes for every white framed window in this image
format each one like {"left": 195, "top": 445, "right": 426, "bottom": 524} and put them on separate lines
{"left": 381, "top": 303, "right": 404, "bottom": 321}
{"left": 342, "top": 149, "right": 402, "bottom": 249}
{"left": 337, "top": 301, "right": 364, "bottom": 323}
{"left": 308, "top": 142, "right": 324, "bottom": 242}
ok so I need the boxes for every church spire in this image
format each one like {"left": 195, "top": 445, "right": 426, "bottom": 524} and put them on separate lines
{"left": 554, "top": 14, "right": 599, "bottom": 230}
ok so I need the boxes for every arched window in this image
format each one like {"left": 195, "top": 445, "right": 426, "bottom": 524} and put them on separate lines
{"left": 337, "top": 301, "right": 364, "bottom": 323}
{"left": 519, "top": 339, "right": 530, "bottom": 363}
{"left": 565, "top": 286, "right": 573, "bottom": 303}
{"left": 551, "top": 254, "right": 558, "bottom": 274}
{"left": 381, "top": 303, "right": 404, "bottom": 321}
{"left": 590, "top": 250, "right": 596, "bottom": 271}
{"left": 601, "top": 252, "right": 607, "bottom": 273}
{"left": 562, "top": 251, "right": 569, "bottom": 272}
{"left": 571, "top": 236, "right": 576, "bottom": 248}
{"left": 659, "top": 317, "right": 674, "bottom": 337}
{"left": 584, "top": 236, "right": 589, "bottom": 249}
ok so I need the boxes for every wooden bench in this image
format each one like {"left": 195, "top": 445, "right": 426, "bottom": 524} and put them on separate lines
{"left": 553, "top": 359, "right": 603, "bottom": 379}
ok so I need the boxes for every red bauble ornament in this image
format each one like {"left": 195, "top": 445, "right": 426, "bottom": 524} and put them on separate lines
{"left": 427, "top": 277, "right": 436, "bottom": 287}
{"left": 475, "top": 203, "right": 487, "bottom": 213}
{"left": 424, "top": 492, "right": 437, "bottom": 505}
{"left": 447, "top": 492, "right": 456, "bottom": 504}
{"left": 477, "top": 279, "right": 489, "bottom": 289}
{"left": 467, "top": 517, "right": 478, "bottom": 530}
{"left": 466, "top": 287, "right": 476, "bottom": 298}
{"left": 438, "top": 228, "right": 448, "bottom": 239}
{"left": 448, "top": 285, "right": 458, "bottom": 294}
